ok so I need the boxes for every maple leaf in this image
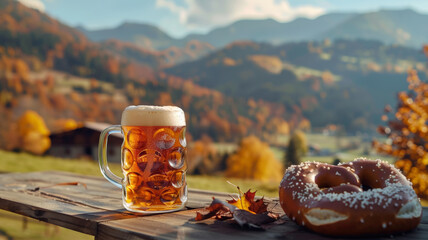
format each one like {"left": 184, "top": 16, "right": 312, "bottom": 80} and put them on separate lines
{"left": 195, "top": 198, "right": 236, "bottom": 221}
{"left": 194, "top": 186, "right": 279, "bottom": 230}
{"left": 227, "top": 189, "right": 267, "bottom": 214}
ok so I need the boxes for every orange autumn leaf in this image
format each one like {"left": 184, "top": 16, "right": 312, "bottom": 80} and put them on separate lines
{"left": 194, "top": 187, "right": 279, "bottom": 229}
{"left": 227, "top": 189, "right": 268, "bottom": 214}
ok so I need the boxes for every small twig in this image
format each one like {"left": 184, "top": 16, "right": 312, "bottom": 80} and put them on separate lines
{"left": 30, "top": 182, "right": 87, "bottom": 192}
{"left": 227, "top": 180, "right": 244, "bottom": 209}
{"left": 268, "top": 202, "right": 279, "bottom": 212}
{"left": 226, "top": 180, "right": 238, "bottom": 188}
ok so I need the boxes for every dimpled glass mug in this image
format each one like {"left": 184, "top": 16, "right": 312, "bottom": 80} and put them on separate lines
{"left": 98, "top": 105, "right": 187, "bottom": 213}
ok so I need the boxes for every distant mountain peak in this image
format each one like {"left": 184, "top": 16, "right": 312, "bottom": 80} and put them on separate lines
{"left": 318, "top": 8, "right": 428, "bottom": 48}
{"left": 118, "top": 21, "right": 162, "bottom": 29}
{"left": 233, "top": 18, "right": 279, "bottom": 24}
{"left": 377, "top": 8, "right": 418, "bottom": 13}
{"left": 75, "top": 25, "right": 87, "bottom": 32}
{"left": 77, "top": 8, "right": 428, "bottom": 51}
{"left": 78, "top": 21, "right": 176, "bottom": 50}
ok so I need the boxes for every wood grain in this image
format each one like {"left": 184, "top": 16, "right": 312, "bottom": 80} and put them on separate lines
{"left": 96, "top": 207, "right": 428, "bottom": 240}
{"left": 0, "top": 171, "right": 426, "bottom": 240}
{"left": 0, "top": 171, "right": 133, "bottom": 235}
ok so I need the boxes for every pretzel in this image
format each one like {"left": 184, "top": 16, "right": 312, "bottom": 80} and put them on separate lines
{"left": 279, "top": 158, "right": 422, "bottom": 236}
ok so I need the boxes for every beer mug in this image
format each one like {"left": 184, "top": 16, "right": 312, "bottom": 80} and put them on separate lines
{"left": 98, "top": 105, "right": 187, "bottom": 213}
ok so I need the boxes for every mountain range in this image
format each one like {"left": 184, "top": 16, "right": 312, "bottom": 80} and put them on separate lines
{"left": 1, "top": 0, "right": 427, "bottom": 145}
{"left": 79, "top": 9, "right": 428, "bottom": 50}
{"left": 164, "top": 39, "right": 427, "bottom": 131}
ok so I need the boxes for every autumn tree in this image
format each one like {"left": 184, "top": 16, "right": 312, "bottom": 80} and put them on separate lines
{"left": 14, "top": 59, "right": 29, "bottom": 81}
{"left": 373, "top": 68, "right": 428, "bottom": 198}
{"left": 284, "top": 130, "right": 307, "bottom": 169}
{"left": 0, "top": 109, "right": 19, "bottom": 150}
{"left": 155, "top": 92, "right": 173, "bottom": 106}
{"left": 186, "top": 135, "right": 217, "bottom": 174}
{"left": 17, "top": 110, "right": 51, "bottom": 155}
{"left": 226, "top": 135, "right": 283, "bottom": 182}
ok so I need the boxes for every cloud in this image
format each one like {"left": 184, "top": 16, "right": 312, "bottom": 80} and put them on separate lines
{"left": 156, "top": 0, "right": 325, "bottom": 31}
{"left": 17, "top": 0, "right": 46, "bottom": 12}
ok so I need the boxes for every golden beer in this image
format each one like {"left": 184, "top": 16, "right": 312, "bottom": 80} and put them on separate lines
{"left": 99, "top": 105, "right": 187, "bottom": 213}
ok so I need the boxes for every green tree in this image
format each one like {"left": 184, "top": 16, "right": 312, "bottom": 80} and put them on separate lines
{"left": 284, "top": 130, "right": 307, "bottom": 168}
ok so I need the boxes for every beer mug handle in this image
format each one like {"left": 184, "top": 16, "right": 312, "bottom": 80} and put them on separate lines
{"left": 98, "top": 125, "right": 122, "bottom": 188}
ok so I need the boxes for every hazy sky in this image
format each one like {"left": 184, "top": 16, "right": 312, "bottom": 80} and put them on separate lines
{"left": 18, "top": 0, "right": 428, "bottom": 38}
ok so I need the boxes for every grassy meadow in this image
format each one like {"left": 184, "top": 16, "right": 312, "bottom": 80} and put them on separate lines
{"left": 0, "top": 149, "right": 280, "bottom": 197}
{"left": 0, "top": 133, "right": 400, "bottom": 198}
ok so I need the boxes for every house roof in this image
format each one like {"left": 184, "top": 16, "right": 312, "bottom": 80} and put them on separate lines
{"left": 51, "top": 121, "right": 123, "bottom": 138}
{"left": 84, "top": 122, "right": 123, "bottom": 138}
{"left": 84, "top": 122, "right": 115, "bottom": 132}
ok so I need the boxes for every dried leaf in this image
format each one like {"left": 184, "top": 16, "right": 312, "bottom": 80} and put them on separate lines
{"left": 194, "top": 188, "right": 278, "bottom": 230}
{"left": 195, "top": 198, "right": 236, "bottom": 221}
{"left": 249, "top": 196, "right": 268, "bottom": 214}
{"left": 233, "top": 209, "right": 279, "bottom": 229}
{"left": 227, "top": 189, "right": 267, "bottom": 214}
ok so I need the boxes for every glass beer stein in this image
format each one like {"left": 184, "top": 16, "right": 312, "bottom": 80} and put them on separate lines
{"left": 98, "top": 105, "right": 187, "bottom": 213}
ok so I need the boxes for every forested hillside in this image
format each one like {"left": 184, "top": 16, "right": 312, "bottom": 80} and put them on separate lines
{"left": 166, "top": 39, "right": 427, "bottom": 132}
{"left": 1, "top": 0, "right": 427, "bottom": 152}
{"left": 0, "top": 0, "right": 300, "bottom": 150}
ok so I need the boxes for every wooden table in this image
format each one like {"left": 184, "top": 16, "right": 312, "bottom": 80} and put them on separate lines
{"left": 0, "top": 171, "right": 426, "bottom": 240}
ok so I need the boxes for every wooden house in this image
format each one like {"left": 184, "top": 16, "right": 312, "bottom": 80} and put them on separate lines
{"left": 48, "top": 122, "right": 122, "bottom": 163}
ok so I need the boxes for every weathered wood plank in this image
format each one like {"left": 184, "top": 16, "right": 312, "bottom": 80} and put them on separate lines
{"left": 0, "top": 171, "right": 137, "bottom": 235}
{"left": 0, "top": 171, "right": 427, "bottom": 240}
{"left": 0, "top": 191, "right": 97, "bottom": 235}
{"left": 96, "top": 207, "right": 428, "bottom": 240}
{"left": 0, "top": 171, "right": 261, "bottom": 234}
{"left": 0, "top": 171, "right": 251, "bottom": 211}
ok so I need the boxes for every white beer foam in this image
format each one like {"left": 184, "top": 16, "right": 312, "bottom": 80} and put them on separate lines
{"left": 121, "top": 105, "right": 185, "bottom": 126}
